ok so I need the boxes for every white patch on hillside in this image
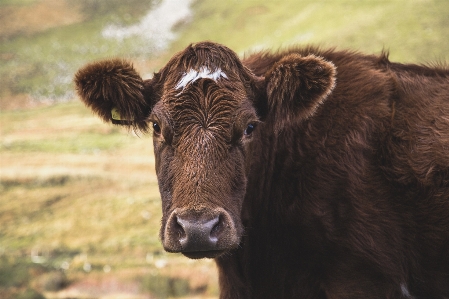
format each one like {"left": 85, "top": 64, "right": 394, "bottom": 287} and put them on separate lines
{"left": 175, "top": 67, "right": 228, "bottom": 91}
{"left": 102, "top": 0, "right": 192, "bottom": 52}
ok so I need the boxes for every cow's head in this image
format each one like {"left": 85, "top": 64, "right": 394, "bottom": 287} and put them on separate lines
{"left": 74, "top": 42, "right": 336, "bottom": 259}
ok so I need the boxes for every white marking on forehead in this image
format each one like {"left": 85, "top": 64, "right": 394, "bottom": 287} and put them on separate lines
{"left": 175, "top": 66, "right": 228, "bottom": 91}
{"left": 400, "top": 283, "right": 415, "bottom": 299}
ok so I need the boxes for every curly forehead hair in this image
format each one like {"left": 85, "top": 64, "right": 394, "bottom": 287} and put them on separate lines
{"left": 154, "top": 42, "right": 256, "bottom": 89}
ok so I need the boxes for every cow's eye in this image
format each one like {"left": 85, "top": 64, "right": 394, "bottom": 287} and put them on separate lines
{"left": 152, "top": 122, "right": 161, "bottom": 135}
{"left": 244, "top": 123, "right": 256, "bottom": 136}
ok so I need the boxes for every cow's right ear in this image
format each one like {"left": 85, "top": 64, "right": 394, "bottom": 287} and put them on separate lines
{"left": 74, "top": 59, "right": 156, "bottom": 132}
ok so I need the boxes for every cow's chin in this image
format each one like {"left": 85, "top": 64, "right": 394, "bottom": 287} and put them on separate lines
{"left": 182, "top": 250, "right": 226, "bottom": 259}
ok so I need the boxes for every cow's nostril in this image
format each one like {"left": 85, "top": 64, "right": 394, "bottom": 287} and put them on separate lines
{"left": 210, "top": 215, "right": 222, "bottom": 240}
{"left": 173, "top": 217, "right": 186, "bottom": 240}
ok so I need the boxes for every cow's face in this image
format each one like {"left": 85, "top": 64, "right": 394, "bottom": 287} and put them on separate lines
{"left": 74, "top": 42, "right": 336, "bottom": 259}
{"left": 150, "top": 62, "right": 261, "bottom": 258}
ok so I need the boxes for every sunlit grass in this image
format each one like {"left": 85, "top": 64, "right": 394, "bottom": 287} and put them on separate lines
{"left": 0, "top": 0, "right": 39, "bottom": 6}
{"left": 0, "top": 102, "right": 160, "bottom": 252}
{"left": 0, "top": 0, "right": 157, "bottom": 100}
{"left": 172, "top": 0, "right": 449, "bottom": 63}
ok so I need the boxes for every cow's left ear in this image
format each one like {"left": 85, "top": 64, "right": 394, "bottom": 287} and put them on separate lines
{"left": 74, "top": 59, "right": 157, "bottom": 132}
{"left": 263, "top": 53, "right": 336, "bottom": 129}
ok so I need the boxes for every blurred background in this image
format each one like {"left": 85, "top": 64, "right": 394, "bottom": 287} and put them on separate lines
{"left": 1, "top": 0, "right": 448, "bottom": 298}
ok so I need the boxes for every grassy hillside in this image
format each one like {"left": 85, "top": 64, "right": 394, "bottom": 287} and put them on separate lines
{"left": 1, "top": 0, "right": 449, "bottom": 298}
{"left": 172, "top": 0, "right": 449, "bottom": 63}
{"left": 0, "top": 0, "right": 158, "bottom": 106}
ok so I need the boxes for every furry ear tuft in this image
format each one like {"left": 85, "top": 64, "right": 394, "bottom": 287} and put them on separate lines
{"left": 265, "top": 54, "right": 336, "bottom": 129}
{"left": 74, "top": 59, "right": 150, "bottom": 131}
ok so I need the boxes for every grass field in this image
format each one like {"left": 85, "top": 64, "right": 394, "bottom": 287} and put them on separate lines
{"left": 171, "top": 0, "right": 449, "bottom": 62}
{"left": 1, "top": 0, "right": 449, "bottom": 298}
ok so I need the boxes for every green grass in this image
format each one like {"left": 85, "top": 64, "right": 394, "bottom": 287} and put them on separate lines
{"left": 0, "top": 102, "right": 161, "bottom": 253}
{"left": 0, "top": 0, "right": 38, "bottom": 6}
{"left": 0, "top": 0, "right": 156, "bottom": 100}
{"left": 1, "top": 102, "right": 126, "bottom": 153}
{"left": 1, "top": 133, "right": 127, "bottom": 153}
{"left": 171, "top": 0, "right": 449, "bottom": 63}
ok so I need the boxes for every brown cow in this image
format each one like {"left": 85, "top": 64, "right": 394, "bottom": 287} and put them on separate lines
{"left": 75, "top": 41, "right": 449, "bottom": 298}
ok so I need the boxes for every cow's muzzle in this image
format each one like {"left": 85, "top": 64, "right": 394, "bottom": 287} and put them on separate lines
{"left": 163, "top": 208, "right": 239, "bottom": 258}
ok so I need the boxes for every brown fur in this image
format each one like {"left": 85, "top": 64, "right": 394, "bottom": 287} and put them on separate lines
{"left": 75, "top": 42, "right": 449, "bottom": 298}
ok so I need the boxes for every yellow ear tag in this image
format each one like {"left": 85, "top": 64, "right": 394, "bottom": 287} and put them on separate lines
{"left": 111, "top": 107, "right": 122, "bottom": 120}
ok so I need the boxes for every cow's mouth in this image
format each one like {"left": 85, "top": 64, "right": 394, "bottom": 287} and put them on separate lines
{"left": 182, "top": 250, "right": 226, "bottom": 259}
